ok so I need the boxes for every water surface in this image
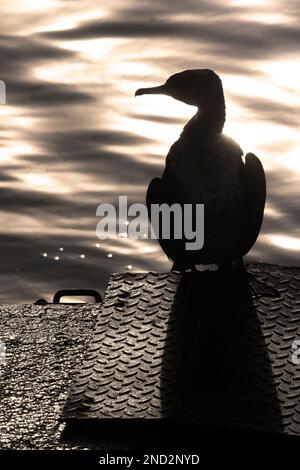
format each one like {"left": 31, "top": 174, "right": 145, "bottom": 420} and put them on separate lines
{"left": 0, "top": 0, "right": 299, "bottom": 302}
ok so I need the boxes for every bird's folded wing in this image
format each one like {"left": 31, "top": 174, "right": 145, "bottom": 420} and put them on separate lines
{"left": 240, "top": 152, "right": 266, "bottom": 256}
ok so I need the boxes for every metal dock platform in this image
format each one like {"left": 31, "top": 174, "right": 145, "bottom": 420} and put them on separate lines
{"left": 1, "top": 262, "right": 300, "bottom": 449}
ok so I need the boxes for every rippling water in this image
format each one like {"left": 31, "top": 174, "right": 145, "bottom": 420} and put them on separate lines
{"left": 0, "top": 0, "right": 299, "bottom": 302}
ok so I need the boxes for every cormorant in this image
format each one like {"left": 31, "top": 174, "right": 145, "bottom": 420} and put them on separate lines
{"left": 135, "top": 69, "right": 266, "bottom": 272}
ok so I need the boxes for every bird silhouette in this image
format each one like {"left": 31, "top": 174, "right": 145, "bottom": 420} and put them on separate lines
{"left": 135, "top": 69, "right": 266, "bottom": 273}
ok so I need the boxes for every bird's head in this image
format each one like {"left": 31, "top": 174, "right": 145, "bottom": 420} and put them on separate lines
{"left": 135, "top": 69, "right": 225, "bottom": 109}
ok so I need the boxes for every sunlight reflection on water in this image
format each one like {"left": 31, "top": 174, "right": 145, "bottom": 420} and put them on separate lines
{"left": 0, "top": 0, "right": 299, "bottom": 302}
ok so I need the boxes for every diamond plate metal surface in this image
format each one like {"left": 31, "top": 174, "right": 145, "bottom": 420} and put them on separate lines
{"left": 63, "top": 265, "right": 300, "bottom": 435}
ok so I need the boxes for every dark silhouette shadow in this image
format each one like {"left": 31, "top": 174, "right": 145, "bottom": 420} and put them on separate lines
{"left": 137, "top": 69, "right": 283, "bottom": 440}
{"left": 61, "top": 269, "right": 289, "bottom": 451}
{"left": 160, "top": 269, "right": 284, "bottom": 437}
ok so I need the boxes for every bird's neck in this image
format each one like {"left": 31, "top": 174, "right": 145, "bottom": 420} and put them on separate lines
{"left": 182, "top": 102, "right": 226, "bottom": 142}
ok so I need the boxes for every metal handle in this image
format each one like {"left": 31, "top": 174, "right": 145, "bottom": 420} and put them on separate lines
{"left": 53, "top": 289, "right": 102, "bottom": 304}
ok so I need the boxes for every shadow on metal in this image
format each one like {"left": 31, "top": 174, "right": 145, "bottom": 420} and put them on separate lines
{"left": 160, "top": 271, "right": 283, "bottom": 431}
{"left": 61, "top": 265, "right": 300, "bottom": 448}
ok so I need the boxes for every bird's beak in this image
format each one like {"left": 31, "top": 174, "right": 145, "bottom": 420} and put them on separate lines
{"left": 135, "top": 84, "right": 168, "bottom": 97}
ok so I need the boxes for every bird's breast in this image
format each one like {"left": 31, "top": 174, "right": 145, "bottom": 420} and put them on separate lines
{"left": 163, "top": 134, "right": 245, "bottom": 256}
{"left": 165, "top": 135, "right": 243, "bottom": 201}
